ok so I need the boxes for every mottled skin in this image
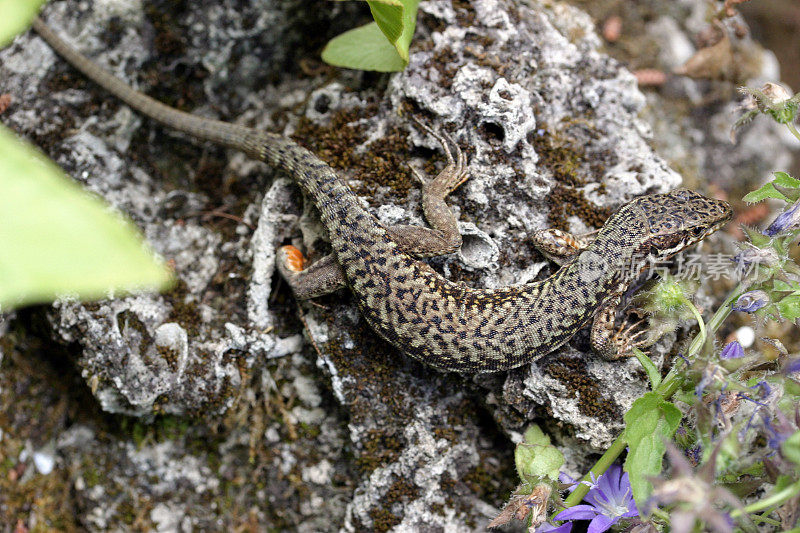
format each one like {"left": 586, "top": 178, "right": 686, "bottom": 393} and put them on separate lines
{"left": 32, "top": 18, "right": 733, "bottom": 373}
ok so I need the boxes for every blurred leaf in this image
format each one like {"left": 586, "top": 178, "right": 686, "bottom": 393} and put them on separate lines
{"left": 515, "top": 424, "right": 564, "bottom": 484}
{"left": 0, "top": 0, "right": 46, "bottom": 48}
{"left": 0, "top": 125, "right": 172, "bottom": 310}
{"left": 775, "top": 293, "right": 800, "bottom": 321}
{"left": 624, "top": 392, "right": 682, "bottom": 510}
{"left": 781, "top": 431, "right": 800, "bottom": 467}
{"left": 522, "top": 424, "right": 551, "bottom": 446}
{"left": 515, "top": 442, "right": 564, "bottom": 485}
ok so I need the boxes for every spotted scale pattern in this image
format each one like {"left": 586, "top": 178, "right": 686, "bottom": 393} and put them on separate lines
{"left": 34, "top": 18, "right": 734, "bottom": 373}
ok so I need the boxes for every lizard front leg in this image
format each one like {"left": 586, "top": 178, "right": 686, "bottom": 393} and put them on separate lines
{"left": 277, "top": 120, "right": 470, "bottom": 299}
{"left": 590, "top": 294, "right": 648, "bottom": 360}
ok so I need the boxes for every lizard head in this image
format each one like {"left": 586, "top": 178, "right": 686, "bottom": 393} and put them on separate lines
{"left": 634, "top": 188, "right": 732, "bottom": 259}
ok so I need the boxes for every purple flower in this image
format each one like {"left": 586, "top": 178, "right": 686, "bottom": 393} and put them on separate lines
{"left": 785, "top": 358, "right": 800, "bottom": 375}
{"left": 732, "top": 290, "right": 769, "bottom": 313}
{"left": 554, "top": 464, "right": 639, "bottom": 533}
{"left": 535, "top": 522, "right": 573, "bottom": 533}
{"left": 764, "top": 199, "right": 800, "bottom": 236}
{"left": 719, "top": 341, "right": 745, "bottom": 359}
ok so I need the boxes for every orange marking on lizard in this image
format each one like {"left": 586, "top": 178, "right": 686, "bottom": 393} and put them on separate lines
{"left": 280, "top": 245, "right": 305, "bottom": 272}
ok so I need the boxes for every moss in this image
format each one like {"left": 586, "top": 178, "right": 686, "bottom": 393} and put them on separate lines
{"left": 369, "top": 507, "right": 402, "bottom": 532}
{"left": 165, "top": 279, "right": 202, "bottom": 337}
{"left": 0, "top": 321, "right": 81, "bottom": 531}
{"left": 83, "top": 465, "right": 102, "bottom": 488}
{"left": 548, "top": 183, "right": 614, "bottom": 231}
{"left": 298, "top": 422, "right": 321, "bottom": 439}
{"left": 544, "top": 356, "right": 621, "bottom": 421}
{"left": 293, "top": 105, "right": 421, "bottom": 206}
{"left": 382, "top": 477, "right": 420, "bottom": 506}
{"left": 528, "top": 124, "right": 614, "bottom": 231}
{"left": 452, "top": 0, "right": 477, "bottom": 25}
{"left": 356, "top": 429, "right": 403, "bottom": 474}
{"left": 156, "top": 345, "right": 180, "bottom": 371}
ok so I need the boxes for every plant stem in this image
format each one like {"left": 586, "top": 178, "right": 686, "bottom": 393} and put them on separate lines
{"left": 561, "top": 436, "right": 627, "bottom": 507}
{"left": 556, "top": 282, "right": 749, "bottom": 514}
{"left": 731, "top": 479, "right": 800, "bottom": 518}
{"left": 787, "top": 122, "right": 800, "bottom": 143}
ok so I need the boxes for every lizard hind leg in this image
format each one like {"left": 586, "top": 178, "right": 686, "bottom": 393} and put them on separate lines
{"left": 532, "top": 228, "right": 599, "bottom": 266}
{"left": 276, "top": 245, "right": 347, "bottom": 300}
{"left": 405, "top": 118, "right": 472, "bottom": 255}
{"left": 410, "top": 117, "right": 470, "bottom": 198}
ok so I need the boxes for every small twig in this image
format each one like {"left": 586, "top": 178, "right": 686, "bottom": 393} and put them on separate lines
{"left": 187, "top": 209, "right": 255, "bottom": 229}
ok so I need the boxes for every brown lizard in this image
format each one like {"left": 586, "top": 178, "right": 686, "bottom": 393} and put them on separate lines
{"left": 31, "top": 17, "right": 732, "bottom": 373}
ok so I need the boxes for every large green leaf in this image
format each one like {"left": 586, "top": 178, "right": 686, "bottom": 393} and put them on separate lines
{"left": 623, "top": 392, "right": 682, "bottom": 510}
{"left": 0, "top": 0, "right": 46, "bottom": 48}
{"left": 367, "top": 0, "right": 404, "bottom": 44}
{"left": 322, "top": 22, "right": 407, "bottom": 72}
{"left": 323, "top": 0, "right": 419, "bottom": 71}
{"left": 0, "top": 125, "right": 172, "bottom": 310}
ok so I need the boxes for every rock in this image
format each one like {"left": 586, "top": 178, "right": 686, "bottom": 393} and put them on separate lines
{"left": 1, "top": 0, "right": 791, "bottom": 529}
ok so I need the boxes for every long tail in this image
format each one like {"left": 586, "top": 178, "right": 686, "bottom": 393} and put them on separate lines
{"left": 31, "top": 17, "right": 369, "bottom": 229}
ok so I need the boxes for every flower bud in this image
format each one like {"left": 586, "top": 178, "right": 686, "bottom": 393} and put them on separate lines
{"left": 764, "top": 200, "right": 800, "bottom": 236}
{"left": 760, "top": 82, "right": 793, "bottom": 106}
{"left": 720, "top": 341, "right": 744, "bottom": 359}
{"left": 732, "top": 290, "right": 769, "bottom": 313}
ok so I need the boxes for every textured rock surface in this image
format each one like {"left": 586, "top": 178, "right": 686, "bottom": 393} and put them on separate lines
{"left": 1, "top": 0, "right": 792, "bottom": 530}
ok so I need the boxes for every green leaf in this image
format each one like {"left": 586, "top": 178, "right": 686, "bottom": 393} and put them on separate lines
{"left": 772, "top": 171, "right": 800, "bottom": 188}
{"left": 391, "top": 0, "right": 419, "bottom": 63}
{"left": 322, "top": 22, "right": 406, "bottom": 71}
{"left": 515, "top": 442, "right": 564, "bottom": 484}
{"left": 523, "top": 424, "right": 551, "bottom": 446}
{"left": 0, "top": 0, "right": 46, "bottom": 48}
{"left": 772, "top": 172, "right": 800, "bottom": 202}
{"left": 772, "top": 279, "right": 798, "bottom": 292}
{"left": 742, "top": 183, "right": 790, "bottom": 204}
{"left": 367, "top": 0, "right": 404, "bottom": 44}
{"left": 632, "top": 348, "right": 661, "bottom": 390}
{"left": 775, "top": 293, "right": 800, "bottom": 321}
{"left": 515, "top": 424, "right": 564, "bottom": 483}
{"left": 623, "top": 392, "right": 682, "bottom": 509}
{"left": 0, "top": 125, "right": 172, "bottom": 310}
{"left": 781, "top": 431, "right": 800, "bottom": 467}
{"left": 322, "top": 0, "right": 419, "bottom": 71}
{"left": 742, "top": 172, "right": 800, "bottom": 203}
{"left": 740, "top": 225, "right": 772, "bottom": 247}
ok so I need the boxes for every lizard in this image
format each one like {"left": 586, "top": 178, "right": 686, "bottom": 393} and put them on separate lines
{"left": 30, "top": 16, "right": 733, "bottom": 373}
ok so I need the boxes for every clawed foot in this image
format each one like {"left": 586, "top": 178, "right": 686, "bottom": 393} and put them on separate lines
{"left": 531, "top": 228, "right": 600, "bottom": 265}
{"left": 409, "top": 117, "right": 469, "bottom": 197}
{"left": 591, "top": 298, "right": 653, "bottom": 361}
{"left": 604, "top": 318, "right": 650, "bottom": 360}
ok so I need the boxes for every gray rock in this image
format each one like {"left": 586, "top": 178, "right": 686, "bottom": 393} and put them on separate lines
{"left": 1, "top": 0, "right": 792, "bottom": 529}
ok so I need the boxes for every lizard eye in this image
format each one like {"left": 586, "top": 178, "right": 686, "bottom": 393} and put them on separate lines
{"left": 691, "top": 226, "right": 704, "bottom": 237}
